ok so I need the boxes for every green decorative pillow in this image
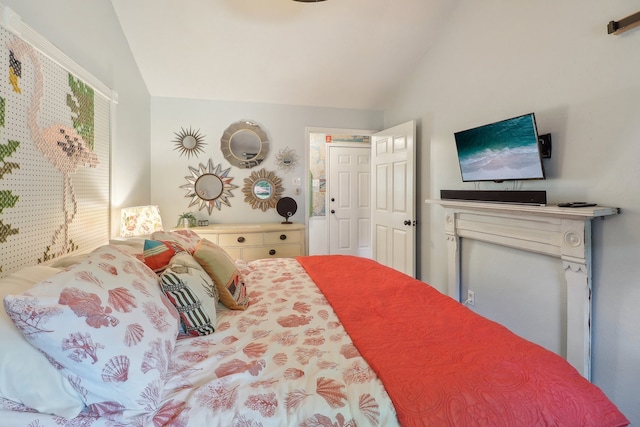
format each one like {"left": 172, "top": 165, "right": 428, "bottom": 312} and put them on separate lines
{"left": 193, "top": 239, "right": 248, "bottom": 310}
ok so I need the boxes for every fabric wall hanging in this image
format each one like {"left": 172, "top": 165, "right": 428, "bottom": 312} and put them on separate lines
{"left": 0, "top": 25, "right": 110, "bottom": 277}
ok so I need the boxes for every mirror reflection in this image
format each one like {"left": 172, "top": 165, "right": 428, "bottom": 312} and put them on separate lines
{"left": 182, "top": 135, "right": 197, "bottom": 150}
{"left": 194, "top": 173, "right": 223, "bottom": 201}
{"left": 230, "top": 130, "right": 261, "bottom": 160}
{"left": 221, "top": 121, "right": 269, "bottom": 168}
{"left": 253, "top": 179, "right": 273, "bottom": 200}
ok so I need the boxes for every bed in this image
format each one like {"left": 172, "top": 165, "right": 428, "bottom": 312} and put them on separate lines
{"left": 0, "top": 230, "right": 629, "bottom": 426}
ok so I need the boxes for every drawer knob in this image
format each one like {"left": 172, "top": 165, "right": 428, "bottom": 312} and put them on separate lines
{"left": 279, "top": 234, "right": 287, "bottom": 240}
{"left": 269, "top": 249, "right": 276, "bottom": 256}
{"left": 237, "top": 236, "right": 245, "bottom": 243}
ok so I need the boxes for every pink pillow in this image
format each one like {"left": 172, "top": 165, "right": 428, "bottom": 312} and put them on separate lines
{"left": 3, "top": 245, "right": 180, "bottom": 419}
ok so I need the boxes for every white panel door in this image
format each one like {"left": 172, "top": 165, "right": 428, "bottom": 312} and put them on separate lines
{"left": 372, "top": 121, "right": 416, "bottom": 276}
{"left": 328, "top": 145, "right": 371, "bottom": 257}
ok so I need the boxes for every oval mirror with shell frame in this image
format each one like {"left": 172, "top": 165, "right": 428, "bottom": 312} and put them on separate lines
{"left": 242, "top": 169, "right": 284, "bottom": 211}
{"left": 221, "top": 121, "right": 269, "bottom": 168}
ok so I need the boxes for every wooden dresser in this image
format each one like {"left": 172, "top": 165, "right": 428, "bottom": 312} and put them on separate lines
{"left": 178, "top": 223, "right": 306, "bottom": 261}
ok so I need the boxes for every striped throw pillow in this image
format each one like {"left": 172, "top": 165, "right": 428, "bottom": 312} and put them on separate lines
{"left": 159, "top": 254, "right": 218, "bottom": 336}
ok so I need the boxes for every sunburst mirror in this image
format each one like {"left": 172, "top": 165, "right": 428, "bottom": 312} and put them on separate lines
{"left": 180, "top": 159, "right": 238, "bottom": 214}
{"left": 275, "top": 147, "right": 299, "bottom": 172}
{"left": 242, "top": 168, "right": 284, "bottom": 211}
{"left": 172, "top": 127, "right": 206, "bottom": 159}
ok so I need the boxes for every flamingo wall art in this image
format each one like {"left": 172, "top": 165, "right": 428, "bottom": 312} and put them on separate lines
{"left": 0, "top": 28, "right": 110, "bottom": 277}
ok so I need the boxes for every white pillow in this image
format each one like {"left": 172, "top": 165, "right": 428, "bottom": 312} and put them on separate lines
{"left": 0, "top": 266, "right": 85, "bottom": 418}
{"left": 3, "top": 245, "right": 180, "bottom": 420}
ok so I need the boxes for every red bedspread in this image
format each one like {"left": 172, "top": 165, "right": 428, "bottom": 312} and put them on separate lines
{"left": 297, "top": 255, "right": 629, "bottom": 427}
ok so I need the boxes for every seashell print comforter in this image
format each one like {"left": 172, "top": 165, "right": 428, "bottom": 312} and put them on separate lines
{"left": 0, "top": 257, "right": 400, "bottom": 427}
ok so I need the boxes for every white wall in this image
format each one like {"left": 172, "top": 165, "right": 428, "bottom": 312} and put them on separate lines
{"left": 2, "top": 0, "right": 152, "bottom": 237}
{"left": 384, "top": 1, "right": 640, "bottom": 423}
{"left": 150, "top": 97, "right": 382, "bottom": 229}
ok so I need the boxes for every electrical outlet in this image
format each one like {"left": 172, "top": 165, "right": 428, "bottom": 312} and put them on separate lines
{"left": 467, "top": 290, "right": 475, "bottom": 306}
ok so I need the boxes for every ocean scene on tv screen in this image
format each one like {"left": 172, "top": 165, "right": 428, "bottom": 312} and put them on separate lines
{"left": 455, "top": 114, "right": 544, "bottom": 181}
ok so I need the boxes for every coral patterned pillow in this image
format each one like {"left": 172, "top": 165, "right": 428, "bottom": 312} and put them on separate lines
{"left": 151, "top": 230, "right": 201, "bottom": 253}
{"left": 159, "top": 252, "right": 218, "bottom": 336}
{"left": 193, "top": 239, "right": 248, "bottom": 310}
{"left": 143, "top": 239, "right": 186, "bottom": 272}
{"left": 3, "top": 245, "right": 180, "bottom": 420}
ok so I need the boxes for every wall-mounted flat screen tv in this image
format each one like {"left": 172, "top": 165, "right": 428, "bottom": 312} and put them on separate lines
{"left": 454, "top": 113, "right": 545, "bottom": 182}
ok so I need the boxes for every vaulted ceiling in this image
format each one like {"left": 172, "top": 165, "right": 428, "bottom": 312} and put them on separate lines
{"left": 111, "top": 0, "right": 459, "bottom": 110}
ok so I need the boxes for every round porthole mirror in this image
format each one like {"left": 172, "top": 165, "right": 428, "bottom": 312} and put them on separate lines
{"left": 221, "top": 121, "right": 269, "bottom": 168}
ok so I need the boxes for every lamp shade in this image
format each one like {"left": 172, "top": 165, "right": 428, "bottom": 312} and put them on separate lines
{"left": 120, "top": 205, "right": 163, "bottom": 237}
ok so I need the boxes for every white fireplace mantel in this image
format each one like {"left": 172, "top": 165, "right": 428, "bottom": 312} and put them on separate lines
{"left": 425, "top": 199, "right": 620, "bottom": 380}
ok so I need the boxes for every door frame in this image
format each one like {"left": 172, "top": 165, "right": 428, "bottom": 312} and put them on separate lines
{"left": 305, "top": 123, "right": 416, "bottom": 268}
{"left": 305, "top": 127, "right": 376, "bottom": 255}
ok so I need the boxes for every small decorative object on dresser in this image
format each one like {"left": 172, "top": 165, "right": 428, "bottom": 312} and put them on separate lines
{"left": 176, "top": 212, "right": 197, "bottom": 228}
{"left": 276, "top": 196, "right": 298, "bottom": 224}
{"left": 175, "top": 223, "right": 306, "bottom": 260}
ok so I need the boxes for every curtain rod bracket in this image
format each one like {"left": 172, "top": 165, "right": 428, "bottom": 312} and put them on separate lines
{"left": 608, "top": 11, "right": 640, "bottom": 35}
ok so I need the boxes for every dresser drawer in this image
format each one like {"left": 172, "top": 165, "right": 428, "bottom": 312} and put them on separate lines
{"left": 193, "top": 233, "right": 219, "bottom": 245}
{"left": 222, "top": 247, "right": 242, "bottom": 259}
{"left": 263, "top": 230, "right": 302, "bottom": 245}
{"left": 218, "top": 233, "right": 263, "bottom": 247}
{"left": 243, "top": 244, "right": 303, "bottom": 260}
{"left": 178, "top": 223, "right": 305, "bottom": 261}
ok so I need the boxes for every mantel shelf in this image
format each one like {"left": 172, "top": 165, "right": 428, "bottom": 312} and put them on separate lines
{"left": 425, "top": 198, "right": 620, "bottom": 381}
{"left": 425, "top": 199, "right": 620, "bottom": 219}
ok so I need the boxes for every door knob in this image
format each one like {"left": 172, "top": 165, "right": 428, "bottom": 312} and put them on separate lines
{"left": 331, "top": 210, "right": 336, "bottom": 214}
{"left": 404, "top": 220, "right": 411, "bottom": 226}
{"left": 331, "top": 198, "right": 335, "bottom": 202}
